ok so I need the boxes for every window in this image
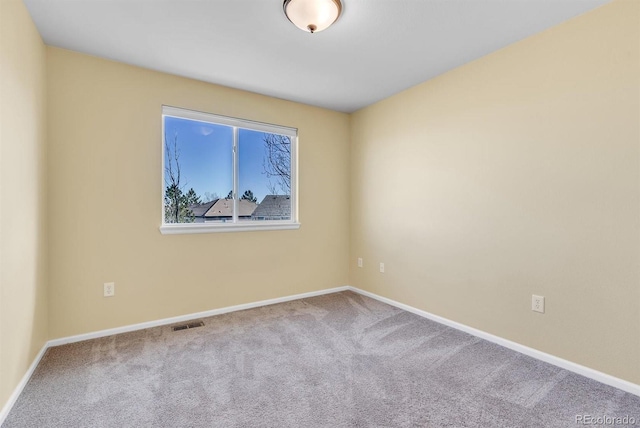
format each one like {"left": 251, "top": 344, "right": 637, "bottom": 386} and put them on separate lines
{"left": 160, "top": 106, "right": 298, "bottom": 234}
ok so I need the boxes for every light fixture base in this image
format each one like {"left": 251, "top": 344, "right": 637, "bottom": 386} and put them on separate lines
{"left": 283, "top": 0, "right": 343, "bottom": 34}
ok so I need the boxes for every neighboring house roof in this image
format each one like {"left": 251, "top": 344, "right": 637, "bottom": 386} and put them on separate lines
{"left": 204, "top": 198, "right": 257, "bottom": 218}
{"left": 253, "top": 195, "right": 291, "bottom": 218}
{"left": 189, "top": 200, "right": 217, "bottom": 217}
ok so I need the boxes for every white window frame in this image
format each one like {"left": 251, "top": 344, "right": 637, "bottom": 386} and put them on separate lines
{"left": 160, "top": 105, "right": 300, "bottom": 235}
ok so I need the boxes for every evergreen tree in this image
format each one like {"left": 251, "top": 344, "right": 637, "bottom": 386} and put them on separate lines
{"left": 185, "top": 188, "right": 201, "bottom": 206}
{"left": 241, "top": 190, "right": 257, "bottom": 203}
{"left": 164, "top": 184, "right": 196, "bottom": 223}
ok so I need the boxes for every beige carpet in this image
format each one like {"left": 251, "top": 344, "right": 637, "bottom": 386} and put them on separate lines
{"left": 3, "top": 291, "right": 639, "bottom": 427}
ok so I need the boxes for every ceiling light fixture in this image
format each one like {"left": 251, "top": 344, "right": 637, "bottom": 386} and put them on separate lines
{"left": 283, "top": 0, "right": 342, "bottom": 34}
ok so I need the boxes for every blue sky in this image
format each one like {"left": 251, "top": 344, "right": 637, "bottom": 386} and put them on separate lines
{"left": 164, "top": 116, "right": 284, "bottom": 203}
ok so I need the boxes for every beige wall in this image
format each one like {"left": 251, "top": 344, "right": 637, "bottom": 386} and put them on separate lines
{"left": 0, "top": 0, "right": 49, "bottom": 409}
{"left": 350, "top": 0, "right": 640, "bottom": 384}
{"left": 1, "top": 0, "right": 638, "bottom": 412}
{"left": 46, "top": 48, "right": 350, "bottom": 339}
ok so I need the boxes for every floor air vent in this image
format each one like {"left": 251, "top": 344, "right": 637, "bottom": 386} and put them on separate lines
{"left": 172, "top": 321, "right": 205, "bottom": 331}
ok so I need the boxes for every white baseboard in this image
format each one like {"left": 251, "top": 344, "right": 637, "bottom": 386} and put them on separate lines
{"left": 346, "top": 286, "right": 640, "bottom": 398}
{"left": 2, "top": 283, "right": 638, "bottom": 425}
{"left": 48, "top": 286, "right": 351, "bottom": 347}
{"left": 0, "top": 343, "right": 48, "bottom": 427}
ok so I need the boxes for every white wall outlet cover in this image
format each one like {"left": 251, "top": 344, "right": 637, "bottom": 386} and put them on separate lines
{"left": 379, "top": 263, "right": 385, "bottom": 273}
{"left": 104, "top": 282, "right": 115, "bottom": 297}
{"left": 532, "top": 295, "right": 544, "bottom": 313}
{"left": 357, "top": 258, "right": 363, "bottom": 267}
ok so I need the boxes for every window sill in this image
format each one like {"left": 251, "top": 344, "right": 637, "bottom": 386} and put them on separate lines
{"left": 159, "top": 222, "right": 301, "bottom": 235}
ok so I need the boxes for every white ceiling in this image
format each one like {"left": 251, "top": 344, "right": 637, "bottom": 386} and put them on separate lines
{"left": 24, "top": 0, "right": 611, "bottom": 113}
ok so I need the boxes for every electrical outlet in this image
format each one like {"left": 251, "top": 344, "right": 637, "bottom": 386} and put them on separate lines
{"left": 379, "top": 262, "right": 385, "bottom": 273}
{"left": 104, "top": 282, "right": 115, "bottom": 297}
{"left": 532, "top": 295, "right": 544, "bottom": 313}
{"left": 357, "top": 258, "right": 363, "bottom": 268}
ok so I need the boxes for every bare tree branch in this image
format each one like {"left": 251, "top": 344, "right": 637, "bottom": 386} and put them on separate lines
{"left": 262, "top": 134, "right": 291, "bottom": 195}
{"left": 164, "top": 132, "right": 195, "bottom": 223}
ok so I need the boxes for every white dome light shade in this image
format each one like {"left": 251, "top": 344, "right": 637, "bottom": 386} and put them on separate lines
{"left": 283, "top": 0, "right": 342, "bottom": 33}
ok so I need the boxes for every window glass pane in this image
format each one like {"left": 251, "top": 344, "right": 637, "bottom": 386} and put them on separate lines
{"left": 163, "top": 116, "right": 233, "bottom": 223}
{"left": 238, "top": 129, "right": 291, "bottom": 222}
